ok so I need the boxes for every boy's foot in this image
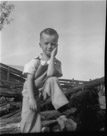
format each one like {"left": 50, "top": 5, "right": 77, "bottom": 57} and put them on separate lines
{"left": 57, "top": 115, "right": 67, "bottom": 131}
{"left": 57, "top": 115, "right": 77, "bottom": 131}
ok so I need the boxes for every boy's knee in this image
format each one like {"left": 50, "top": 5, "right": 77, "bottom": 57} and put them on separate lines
{"left": 47, "top": 77, "right": 58, "bottom": 83}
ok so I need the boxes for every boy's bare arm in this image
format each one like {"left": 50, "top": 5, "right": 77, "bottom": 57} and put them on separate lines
{"left": 35, "top": 64, "right": 48, "bottom": 79}
{"left": 27, "top": 74, "right": 37, "bottom": 111}
{"left": 47, "top": 47, "right": 58, "bottom": 77}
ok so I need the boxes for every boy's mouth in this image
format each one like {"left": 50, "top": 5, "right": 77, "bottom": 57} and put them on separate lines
{"left": 47, "top": 50, "right": 52, "bottom": 52}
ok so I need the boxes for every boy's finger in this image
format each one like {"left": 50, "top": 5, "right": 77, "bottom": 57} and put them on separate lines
{"left": 33, "top": 108, "right": 37, "bottom": 112}
{"left": 33, "top": 105, "right": 37, "bottom": 111}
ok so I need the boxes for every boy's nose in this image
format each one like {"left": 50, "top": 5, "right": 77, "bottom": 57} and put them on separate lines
{"left": 48, "top": 43, "right": 52, "bottom": 48}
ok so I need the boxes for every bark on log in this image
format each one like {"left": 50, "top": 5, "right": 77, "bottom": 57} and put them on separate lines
{"left": 0, "top": 102, "right": 21, "bottom": 117}
{"left": 40, "top": 110, "right": 60, "bottom": 120}
{"left": 42, "top": 119, "right": 57, "bottom": 127}
{"left": 40, "top": 108, "right": 77, "bottom": 120}
{"left": 66, "top": 77, "right": 104, "bottom": 96}
{"left": 0, "top": 89, "right": 22, "bottom": 98}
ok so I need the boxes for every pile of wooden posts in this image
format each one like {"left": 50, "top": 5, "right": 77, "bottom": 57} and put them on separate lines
{"left": 0, "top": 63, "right": 105, "bottom": 133}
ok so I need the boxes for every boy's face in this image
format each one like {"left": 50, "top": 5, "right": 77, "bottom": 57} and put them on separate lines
{"left": 39, "top": 33, "right": 58, "bottom": 57}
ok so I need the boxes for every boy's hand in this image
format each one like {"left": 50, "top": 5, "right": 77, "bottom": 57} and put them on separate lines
{"left": 29, "top": 97, "right": 37, "bottom": 111}
{"left": 51, "top": 47, "right": 58, "bottom": 58}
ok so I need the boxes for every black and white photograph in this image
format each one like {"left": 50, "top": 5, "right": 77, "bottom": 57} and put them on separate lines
{"left": 0, "top": 0, "right": 106, "bottom": 134}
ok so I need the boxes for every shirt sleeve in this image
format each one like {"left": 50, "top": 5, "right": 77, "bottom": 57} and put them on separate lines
{"left": 23, "top": 59, "right": 40, "bottom": 77}
{"left": 55, "top": 61, "right": 63, "bottom": 77}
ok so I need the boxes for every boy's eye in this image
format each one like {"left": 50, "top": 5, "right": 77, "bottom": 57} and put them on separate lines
{"left": 45, "top": 42, "right": 49, "bottom": 45}
{"left": 51, "top": 43, "right": 57, "bottom": 47}
{"left": 52, "top": 43, "right": 56, "bottom": 46}
{"left": 45, "top": 43, "right": 57, "bottom": 46}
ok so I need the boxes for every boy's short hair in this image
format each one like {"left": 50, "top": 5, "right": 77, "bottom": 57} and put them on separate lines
{"left": 40, "top": 28, "right": 59, "bottom": 40}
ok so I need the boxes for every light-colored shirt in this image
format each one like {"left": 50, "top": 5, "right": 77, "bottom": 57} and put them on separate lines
{"left": 22, "top": 54, "right": 62, "bottom": 96}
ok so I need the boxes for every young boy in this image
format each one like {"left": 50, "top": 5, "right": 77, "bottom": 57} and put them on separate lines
{"left": 20, "top": 28, "right": 69, "bottom": 133}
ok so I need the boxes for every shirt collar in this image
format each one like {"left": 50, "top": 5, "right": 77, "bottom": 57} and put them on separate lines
{"left": 34, "top": 53, "right": 50, "bottom": 65}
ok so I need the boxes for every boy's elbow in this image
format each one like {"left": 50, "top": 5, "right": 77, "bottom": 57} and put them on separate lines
{"left": 58, "top": 73, "right": 63, "bottom": 77}
{"left": 56, "top": 72, "right": 62, "bottom": 78}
